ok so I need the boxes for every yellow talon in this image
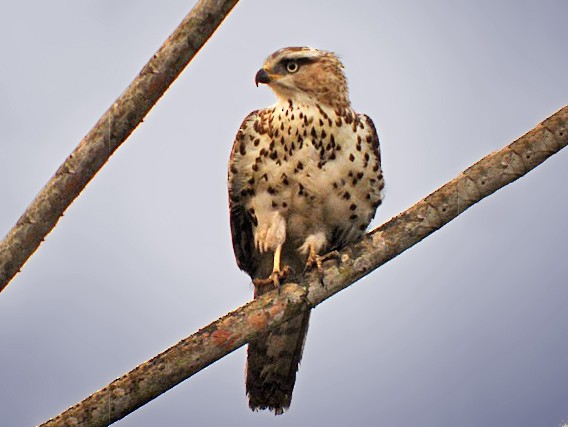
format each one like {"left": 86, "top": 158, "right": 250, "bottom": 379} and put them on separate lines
{"left": 253, "top": 244, "right": 288, "bottom": 293}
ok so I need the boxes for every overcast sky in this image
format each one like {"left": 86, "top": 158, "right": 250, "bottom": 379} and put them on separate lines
{"left": 1, "top": 1, "right": 568, "bottom": 426}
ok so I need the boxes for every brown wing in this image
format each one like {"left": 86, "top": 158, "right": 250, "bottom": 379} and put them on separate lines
{"left": 360, "top": 113, "right": 382, "bottom": 172}
{"left": 360, "top": 113, "right": 384, "bottom": 215}
{"left": 228, "top": 111, "right": 260, "bottom": 276}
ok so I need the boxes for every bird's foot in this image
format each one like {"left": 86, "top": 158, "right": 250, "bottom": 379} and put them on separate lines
{"left": 253, "top": 265, "right": 290, "bottom": 291}
{"left": 300, "top": 232, "right": 328, "bottom": 274}
{"left": 304, "top": 250, "right": 323, "bottom": 274}
{"left": 320, "top": 250, "right": 341, "bottom": 263}
{"left": 305, "top": 249, "right": 341, "bottom": 279}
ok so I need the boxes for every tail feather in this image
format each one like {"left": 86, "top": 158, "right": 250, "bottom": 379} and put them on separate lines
{"left": 246, "top": 310, "right": 311, "bottom": 414}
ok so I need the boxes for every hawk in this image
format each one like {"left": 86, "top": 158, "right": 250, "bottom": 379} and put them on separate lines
{"left": 228, "top": 47, "right": 384, "bottom": 414}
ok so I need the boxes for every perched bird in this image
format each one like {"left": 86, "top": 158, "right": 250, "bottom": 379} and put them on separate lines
{"left": 228, "top": 47, "right": 384, "bottom": 414}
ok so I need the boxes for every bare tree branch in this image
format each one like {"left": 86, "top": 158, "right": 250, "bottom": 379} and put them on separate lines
{"left": 0, "top": 0, "right": 239, "bottom": 293}
{"left": 40, "top": 106, "right": 567, "bottom": 427}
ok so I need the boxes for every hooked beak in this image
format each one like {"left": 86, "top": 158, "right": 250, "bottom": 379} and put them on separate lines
{"left": 255, "top": 68, "right": 271, "bottom": 87}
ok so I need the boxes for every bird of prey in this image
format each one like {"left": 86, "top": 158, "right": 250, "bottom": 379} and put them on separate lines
{"left": 228, "top": 47, "right": 384, "bottom": 414}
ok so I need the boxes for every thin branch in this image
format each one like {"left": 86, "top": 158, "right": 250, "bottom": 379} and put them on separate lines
{"left": 0, "top": 0, "right": 239, "bottom": 293}
{"left": 40, "top": 106, "right": 568, "bottom": 427}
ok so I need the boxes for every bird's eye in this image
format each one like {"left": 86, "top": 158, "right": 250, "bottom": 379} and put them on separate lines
{"left": 286, "top": 61, "right": 299, "bottom": 73}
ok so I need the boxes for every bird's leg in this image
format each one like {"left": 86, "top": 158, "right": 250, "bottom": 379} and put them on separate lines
{"left": 252, "top": 210, "right": 289, "bottom": 290}
{"left": 300, "top": 232, "right": 327, "bottom": 274}
{"left": 253, "top": 244, "right": 288, "bottom": 290}
{"left": 270, "top": 243, "right": 288, "bottom": 287}
{"left": 273, "top": 242, "right": 282, "bottom": 276}
{"left": 305, "top": 243, "right": 323, "bottom": 273}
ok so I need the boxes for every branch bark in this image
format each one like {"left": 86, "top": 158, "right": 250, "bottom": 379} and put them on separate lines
{"left": 40, "top": 106, "right": 568, "bottom": 427}
{"left": 0, "top": 0, "right": 239, "bottom": 293}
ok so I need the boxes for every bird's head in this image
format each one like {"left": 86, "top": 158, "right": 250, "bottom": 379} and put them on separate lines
{"left": 255, "top": 47, "right": 350, "bottom": 109}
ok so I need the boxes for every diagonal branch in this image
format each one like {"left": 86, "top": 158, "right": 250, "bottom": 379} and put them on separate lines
{"left": 40, "top": 106, "right": 567, "bottom": 427}
{"left": 0, "top": 0, "right": 240, "bottom": 293}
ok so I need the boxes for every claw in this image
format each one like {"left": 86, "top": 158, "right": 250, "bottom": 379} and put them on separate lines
{"left": 320, "top": 250, "right": 341, "bottom": 263}
{"left": 305, "top": 246, "right": 323, "bottom": 274}
{"left": 253, "top": 265, "right": 289, "bottom": 291}
{"left": 305, "top": 249, "right": 341, "bottom": 277}
{"left": 253, "top": 243, "right": 288, "bottom": 292}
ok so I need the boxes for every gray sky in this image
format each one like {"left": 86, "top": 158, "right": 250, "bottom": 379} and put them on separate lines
{"left": 1, "top": 1, "right": 568, "bottom": 426}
